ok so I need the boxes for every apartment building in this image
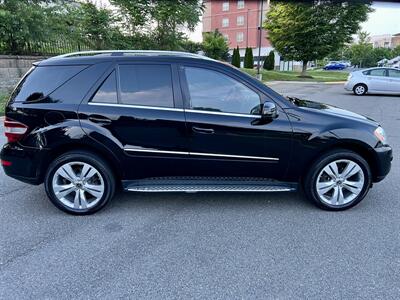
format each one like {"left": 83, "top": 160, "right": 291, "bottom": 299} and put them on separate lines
{"left": 203, "top": 0, "right": 275, "bottom": 66}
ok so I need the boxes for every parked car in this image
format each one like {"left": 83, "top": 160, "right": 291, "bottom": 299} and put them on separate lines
{"left": 1, "top": 51, "right": 392, "bottom": 214}
{"left": 345, "top": 67, "right": 400, "bottom": 95}
{"left": 323, "top": 62, "right": 347, "bottom": 70}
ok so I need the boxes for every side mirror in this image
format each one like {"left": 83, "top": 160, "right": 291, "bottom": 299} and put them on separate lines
{"left": 262, "top": 102, "right": 278, "bottom": 119}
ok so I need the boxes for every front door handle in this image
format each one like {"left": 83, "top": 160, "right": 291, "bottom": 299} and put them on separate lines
{"left": 88, "top": 115, "right": 112, "bottom": 124}
{"left": 192, "top": 127, "right": 215, "bottom": 134}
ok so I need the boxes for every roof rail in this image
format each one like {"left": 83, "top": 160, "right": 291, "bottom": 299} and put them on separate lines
{"left": 51, "top": 50, "right": 213, "bottom": 60}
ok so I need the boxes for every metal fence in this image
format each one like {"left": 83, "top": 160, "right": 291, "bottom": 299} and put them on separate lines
{"left": 0, "top": 39, "right": 98, "bottom": 56}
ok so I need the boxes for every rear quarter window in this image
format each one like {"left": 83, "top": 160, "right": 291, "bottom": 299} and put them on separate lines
{"left": 11, "top": 65, "right": 87, "bottom": 103}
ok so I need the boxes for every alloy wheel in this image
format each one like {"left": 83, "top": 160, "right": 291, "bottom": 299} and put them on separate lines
{"left": 52, "top": 161, "right": 105, "bottom": 210}
{"left": 316, "top": 159, "right": 365, "bottom": 206}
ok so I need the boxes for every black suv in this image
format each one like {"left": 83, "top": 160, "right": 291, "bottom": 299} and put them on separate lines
{"left": 1, "top": 51, "right": 392, "bottom": 214}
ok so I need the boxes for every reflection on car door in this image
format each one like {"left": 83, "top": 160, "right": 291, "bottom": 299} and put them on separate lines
{"left": 179, "top": 65, "right": 293, "bottom": 180}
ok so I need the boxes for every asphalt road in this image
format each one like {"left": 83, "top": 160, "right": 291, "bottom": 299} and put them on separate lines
{"left": 1, "top": 83, "right": 399, "bottom": 299}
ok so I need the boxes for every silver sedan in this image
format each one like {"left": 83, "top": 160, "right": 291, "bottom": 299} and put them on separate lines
{"left": 344, "top": 67, "right": 400, "bottom": 96}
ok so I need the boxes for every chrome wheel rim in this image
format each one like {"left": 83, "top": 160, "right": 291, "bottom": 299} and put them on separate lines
{"left": 316, "top": 159, "right": 364, "bottom": 206}
{"left": 355, "top": 86, "right": 365, "bottom": 95}
{"left": 52, "top": 161, "right": 104, "bottom": 210}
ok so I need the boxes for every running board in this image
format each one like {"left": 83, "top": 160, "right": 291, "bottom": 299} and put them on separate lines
{"left": 123, "top": 177, "right": 297, "bottom": 193}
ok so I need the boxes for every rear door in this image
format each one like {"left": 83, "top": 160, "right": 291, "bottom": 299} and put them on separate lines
{"left": 387, "top": 69, "right": 400, "bottom": 92}
{"left": 365, "top": 68, "right": 388, "bottom": 91}
{"left": 179, "top": 64, "right": 293, "bottom": 180}
{"left": 78, "top": 62, "right": 188, "bottom": 180}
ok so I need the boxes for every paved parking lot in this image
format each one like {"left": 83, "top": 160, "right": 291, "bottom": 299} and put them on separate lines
{"left": 1, "top": 83, "right": 399, "bottom": 299}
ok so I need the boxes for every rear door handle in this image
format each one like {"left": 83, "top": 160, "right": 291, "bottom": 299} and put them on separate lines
{"left": 192, "top": 127, "right": 215, "bottom": 134}
{"left": 88, "top": 115, "right": 112, "bottom": 124}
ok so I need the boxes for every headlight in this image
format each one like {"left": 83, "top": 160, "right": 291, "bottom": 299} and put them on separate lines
{"left": 374, "top": 126, "right": 387, "bottom": 145}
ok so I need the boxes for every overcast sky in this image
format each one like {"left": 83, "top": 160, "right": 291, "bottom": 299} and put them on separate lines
{"left": 188, "top": 1, "right": 400, "bottom": 42}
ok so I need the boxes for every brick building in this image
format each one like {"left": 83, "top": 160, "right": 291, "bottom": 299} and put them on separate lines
{"left": 202, "top": 0, "right": 276, "bottom": 67}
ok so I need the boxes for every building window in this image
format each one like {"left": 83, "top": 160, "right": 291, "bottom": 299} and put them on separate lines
{"left": 237, "top": 0, "right": 245, "bottom": 9}
{"left": 223, "top": 34, "right": 229, "bottom": 41}
{"left": 222, "top": 2, "right": 229, "bottom": 11}
{"left": 237, "top": 16, "right": 244, "bottom": 26}
{"left": 222, "top": 18, "right": 229, "bottom": 28}
{"left": 236, "top": 32, "right": 244, "bottom": 42}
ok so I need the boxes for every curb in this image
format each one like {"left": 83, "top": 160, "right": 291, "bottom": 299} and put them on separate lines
{"left": 265, "top": 81, "right": 346, "bottom": 85}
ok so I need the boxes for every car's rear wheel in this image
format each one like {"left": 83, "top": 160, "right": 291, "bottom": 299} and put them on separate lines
{"left": 353, "top": 84, "right": 367, "bottom": 96}
{"left": 44, "top": 151, "right": 115, "bottom": 215}
{"left": 304, "top": 149, "right": 372, "bottom": 210}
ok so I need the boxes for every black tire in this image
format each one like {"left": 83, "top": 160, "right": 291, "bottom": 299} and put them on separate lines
{"left": 44, "top": 151, "right": 115, "bottom": 215}
{"left": 353, "top": 83, "right": 368, "bottom": 96}
{"left": 303, "top": 149, "right": 372, "bottom": 211}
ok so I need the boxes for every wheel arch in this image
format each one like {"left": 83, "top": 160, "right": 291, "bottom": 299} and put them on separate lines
{"left": 39, "top": 141, "right": 124, "bottom": 184}
{"left": 301, "top": 140, "right": 378, "bottom": 183}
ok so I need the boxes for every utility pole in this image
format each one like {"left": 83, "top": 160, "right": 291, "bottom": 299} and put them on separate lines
{"left": 246, "top": 9, "right": 250, "bottom": 48}
{"left": 256, "top": 0, "right": 264, "bottom": 79}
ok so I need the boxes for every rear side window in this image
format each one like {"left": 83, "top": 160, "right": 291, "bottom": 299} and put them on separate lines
{"left": 366, "top": 69, "right": 386, "bottom": 77}
{"left": 118, "top": 64, "right": 174, "bottom": 107}
{"left": 11, "top": 65, "right": 87, "bottom": 102}
{"left": 91, "top": 71, "right": 117, "bottom": 103}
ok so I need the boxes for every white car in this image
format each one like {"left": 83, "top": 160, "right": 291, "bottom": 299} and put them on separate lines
{"left": 344, "top": 67, "right": 400, "bottom": 96}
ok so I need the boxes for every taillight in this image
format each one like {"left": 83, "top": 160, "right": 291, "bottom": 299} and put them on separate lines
{"left": 4, "top": 118, "right": 28, "bottom": 143}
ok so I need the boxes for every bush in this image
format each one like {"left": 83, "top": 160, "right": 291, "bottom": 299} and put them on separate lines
{"left": 244, "top": 47, "right": 254, "bottom": 69}
{"left": 263, "top": 51, "right": 275, "bottom": 70}
{"left": 231, "top": 46, "right": 241, "bottom": 68}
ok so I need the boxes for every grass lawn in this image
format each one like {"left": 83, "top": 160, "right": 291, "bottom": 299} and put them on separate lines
{"left": 242, "top": 68, "right": 349, "bottom": 82}
{"left": 0, "top": 92, "right": 10, "bottom": 116}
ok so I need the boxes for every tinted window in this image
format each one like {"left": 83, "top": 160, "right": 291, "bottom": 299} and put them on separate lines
{"left": 368, "top": 69, "right": 386, "bottom": 77}
{"left": 388, "top": 69, "right": 400, "bottom": 78}
{"left": 11, "top": 65, "right": 86, "bottom": 102}
{"left": 49, "top": 62, "right": 112, "bottom": 104}
{"left": 184, "top": 67, "right": 260, "bottom": 115}
{"left": 119, "top": 65, "right": 174, "bottom": 107}
{"left": 91, "top": 71, "right": 117, "bottom": 103}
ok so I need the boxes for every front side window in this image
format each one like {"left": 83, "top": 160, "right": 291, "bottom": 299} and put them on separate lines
{"left": 237, "top": 15, "right": 244, "bottom": 26}
{"left": 222, "top": 1, "right": 229, "bottom": 11}
{"left": 119, "top": 64, "right": 174, "bottom": 108}
{"left": 222, "top": 18, "right": 229, "bottom": 27}
{"left": 388, "top": 69, "right": 400, "bottom": 78}
{"left": 91, "top": 71, "right": 117, "bottom": 103}
{"left": 184, "top": 67, "right": 260, "bottom": 115}
{"left": 368, "top": 69, "right": 386, "bottom": 77}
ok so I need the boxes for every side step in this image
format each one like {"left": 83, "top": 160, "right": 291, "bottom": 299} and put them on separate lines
{"left": 123, "top": 177, "right": 297, "bottom": 193}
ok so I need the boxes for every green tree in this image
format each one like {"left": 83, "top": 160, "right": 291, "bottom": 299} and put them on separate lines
{"left": 392, "top": 45, "right": 400, "bottom": 57}
{"left": 263, "top": 51, "right": 275, "bottom": 70}
{"left": 202, "top": 29, "right": 230, "bottom": 60}
{"left": 244, "top": 47, "right": 254, "bottom": 68}
{"left": 345, "top": 32, "right": 393, "bottom": 68}
{"left": 179, "top": 39, "right": 202, "bottom": 53}
{"left": 264, "top": 1, "right": 372, "bottom": 76}
{"left": 111, "top": 0, "right": 204, "bottom": 50}
{"left": 0, "top": 0, "right": 53, "bottom": 54}
{"left": 231, "top": 46, "right": 241, "bottom": 67}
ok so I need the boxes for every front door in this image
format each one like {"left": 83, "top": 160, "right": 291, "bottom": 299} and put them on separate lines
{"left": 179, "top": 65, "right": 293, "bottom": 180}
{"left": 78, "top": 62, "right": 188, "bottom": 180}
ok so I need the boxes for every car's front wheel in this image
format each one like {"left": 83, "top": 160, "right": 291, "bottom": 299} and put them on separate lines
{"left": 304, "top": 149, "right": 372, "bottom": 210}
{"left": 44, "top": 151, "right": 115, "bottom": 215}
{"left": 353, "top": 83, "right": 367, "bottom": 96}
